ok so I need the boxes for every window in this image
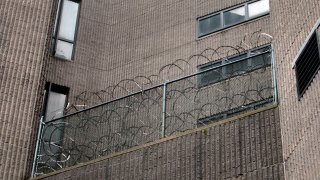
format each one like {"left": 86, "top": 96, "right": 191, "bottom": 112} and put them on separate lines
{"left": 223, "top": 6, "right": 246, "bottom": 27}
{"left": 294, "top": 31, "right": 320, "bottom": 99}
{"left": 43, "top": 83, "right": 69, "bottom": 122}
{"left": 198, "top": 14, "right": 221, "bottom": 37}
{"left": 39, "top": 83, "right": 69, "bottom": 170}
{"left": 52, "top": 0, "right": 80, "bottom": 60}
{"left": 248, "top": 0, "right": 270, "bottom": 18}
{"left": 197, "top": 0, "right": 269, "bottom": 38}
{"left": 198, "top": 45, "right": 271, "bottom": 87}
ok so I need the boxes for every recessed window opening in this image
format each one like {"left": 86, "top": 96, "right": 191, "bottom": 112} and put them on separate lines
{"left": 52, "top": 0, "right": 80, "bottom": 60}
{"left": 39, "top": 82, "right": 69, "bottom": 171}
{"left": 43, "top": 82, "right": 69, "bottom": 122}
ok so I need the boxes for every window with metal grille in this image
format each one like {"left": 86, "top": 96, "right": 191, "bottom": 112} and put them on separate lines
{"left": 39, "top": 82, "right": 69, "bottom": 171}
{"left": 197, "top": 45, "right": 272, "bottom": 87}
{"left": 295, "top": 32, "right": 320, "bottom": 99}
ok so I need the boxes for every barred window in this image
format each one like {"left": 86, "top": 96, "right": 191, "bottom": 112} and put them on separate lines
{"left": 294, "top": 31, "right": 320, "bottom": 99}
{"left": 198, "top": 45, "right": 271, "bottom": 87}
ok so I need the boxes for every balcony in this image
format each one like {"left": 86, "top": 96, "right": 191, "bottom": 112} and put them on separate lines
{"left": 32, "top": 45, "right": 277, "bottom": 177}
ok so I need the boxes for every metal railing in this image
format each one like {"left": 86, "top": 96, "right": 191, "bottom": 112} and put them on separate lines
{"left": 32, "top": 46, "right": 277, "bottom": 176}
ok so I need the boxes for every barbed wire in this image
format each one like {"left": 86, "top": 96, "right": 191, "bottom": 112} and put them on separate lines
{"left": 35, "top": 30, "right": 274, "bottom": 175}
{"left": 66, "top": 30, "right": 273, "bottom": 112}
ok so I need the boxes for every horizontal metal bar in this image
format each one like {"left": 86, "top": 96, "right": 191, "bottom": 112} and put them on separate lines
{"left": 45, "top": 84, "right": 164, "bottom": 123}
{"left": 56, "top": 38, "right": 74, "bottom": 44}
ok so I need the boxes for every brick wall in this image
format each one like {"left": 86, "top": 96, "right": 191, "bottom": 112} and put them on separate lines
{"left": 35, "top": 107, "right": 284, "bottom": 180}
{"left": 0, "top": 0, "right": 53, "bottom": 179}
{"left": 5, "top": 0, "right": 320, "bottom": 179}
{"left": 270, "top": 0, "right": 320, "bottom": 179}
{"left": 45, "top": 0, "right": 272, "bottom": 108}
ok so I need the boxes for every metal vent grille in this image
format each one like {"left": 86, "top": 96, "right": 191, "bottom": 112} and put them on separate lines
{"left": 295, "top": 32, "right": 320, "bottom": 99}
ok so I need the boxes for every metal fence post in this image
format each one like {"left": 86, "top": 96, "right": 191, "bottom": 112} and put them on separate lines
{"left": 271, "top": 44, "right": 278, "bottom": 104}
{"left": 161, "top": 82, "right": 167, "bottom": 138}
{"left": 31, "top": 116, "right": 45, "bottom": 177}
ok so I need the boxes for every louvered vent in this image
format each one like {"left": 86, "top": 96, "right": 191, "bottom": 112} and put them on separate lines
{"left": 295, "top": 32, "right": 320, "bottom": 99}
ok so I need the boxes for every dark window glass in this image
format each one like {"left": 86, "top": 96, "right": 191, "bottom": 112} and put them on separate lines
{"left": 295, "top": 32, "right": 320, "bottom": 99}
{"left": 198, "top": 45, "right": 271, "bottom": 87}
{"left": 249, "top": 46, "right": 272, "bottom": 69}
{"left": 198, "top": 61, "right": 223, "bottom": 86}
{"left": 198, "top": 14, "right": 221, "bottom": 37}
{"left": 225, "top": 54, "right": 248, "bottom": 75}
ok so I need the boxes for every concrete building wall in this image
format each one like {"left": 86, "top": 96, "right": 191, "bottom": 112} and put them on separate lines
{"left": 0, "top": 0, "right": 54, "bottom": 179}
{"left": 270, "top": 0, "right": 320, "bottom": 179}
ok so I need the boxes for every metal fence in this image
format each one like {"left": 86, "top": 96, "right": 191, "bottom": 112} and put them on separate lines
{"left": 32, "top": 46, "right": 277, "bottom": 176}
